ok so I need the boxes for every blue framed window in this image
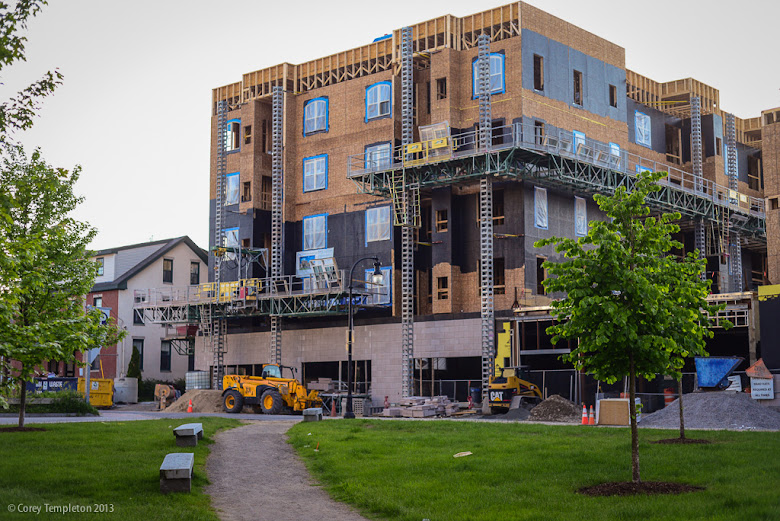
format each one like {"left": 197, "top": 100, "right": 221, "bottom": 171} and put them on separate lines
{"left": 303, "top": 214, "right": 327, "bottom": 250}
{"left": 609, "top": 142, "right": 621, "bottom": 156}
{"left": 304, "top": 98, "right": 328, "bottom": 135}
{"left": 575, "top": 196, "right": 587, "bottom": 237}
{"left": 366, "top": 206, "right": 391, "bottom": 244}
{"left": 573, "top": 130, "right": 586, "bottom": 152}
{"left": 636, "top": 165, "right": 652, "bottom": 174}
{"left": 365, "top": 142, "right": 392, "bottom": 170}
{"left": 472, "top": 53, "right": 505, "bottom": 98}
{"left": 634, "top": 111, "right": 651, "bottom": 148}
{"left": 303, "top": 154, "right": 328, "bottom": 192}
{"left": 365, "top": 266, "right": 392, "bottom": 305}
{"left": 365, "top": 82, "right": 392, "bottom": 122}
{"left": 225, "top": 172, "right": 239, "bottom": 205}
{"left": 223, "top": 227, "right": 239, "bottom": 260}
{"left": 225, "top": 119, "right": 240, "bottom": 152}
{"left": 534, "top": 186, "right": 548, "bottom": 229}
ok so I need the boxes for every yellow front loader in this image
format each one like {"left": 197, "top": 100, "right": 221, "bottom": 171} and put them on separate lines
{"left": 221, "top": 364, "right": 321, "bottom": 414}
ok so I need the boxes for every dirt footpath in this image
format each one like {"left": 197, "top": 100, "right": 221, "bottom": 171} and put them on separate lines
{"left": 205, "top": 421, "right": 370, "bottom": 521}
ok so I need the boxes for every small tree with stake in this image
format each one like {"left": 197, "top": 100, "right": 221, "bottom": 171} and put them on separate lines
{"left": 535, "top": 171, "right": 721, "bottom": 486}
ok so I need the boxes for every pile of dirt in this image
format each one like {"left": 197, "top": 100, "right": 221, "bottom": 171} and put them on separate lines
{"left": 167, "top": 390, "right": 226, "bottom": 413}
{"left": 640, "top": 392, "right": 780, "bottom": 431}
{"left": 528, "top": 395, "right": 581, "bottom": 423}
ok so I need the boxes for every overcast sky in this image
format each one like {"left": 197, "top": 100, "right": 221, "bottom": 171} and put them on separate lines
{"left": 5, "top": 0, "right": 779, "bottom": 251}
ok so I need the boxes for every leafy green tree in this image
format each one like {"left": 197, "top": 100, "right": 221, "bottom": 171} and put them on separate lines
{"left": 535, "top": 171, "right": 720, "bottom": 483}
{"left": 0, "top": 144, "right": 125, "bottom": 427}
{"left": 127, "top": 345, "right": 142, "bottom": 380}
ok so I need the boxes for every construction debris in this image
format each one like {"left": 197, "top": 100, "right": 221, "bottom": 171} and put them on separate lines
{"left": 640, "top": 392, "right": 780, "bottom": 430}
{"left": 528, "top": 395, "right": 581, "bottom": 423}
{"left": 382, "top": 396, "right": 460, "bottom": 418}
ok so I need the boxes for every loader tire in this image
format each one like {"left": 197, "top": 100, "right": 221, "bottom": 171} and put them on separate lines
{"left": 260, "top": 389, "right": 283, "bottom": 415}
{"left": 223, "top": 390, "right": 244, "bottom": 413}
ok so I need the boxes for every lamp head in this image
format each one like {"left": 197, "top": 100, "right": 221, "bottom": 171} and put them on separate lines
{"left": 371, "top": 260, "right": 384, "bottom": 285}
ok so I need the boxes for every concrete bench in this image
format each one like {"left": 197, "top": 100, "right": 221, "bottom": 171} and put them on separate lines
{"left": 173, "top": 423, "right": 203, "bottom": 447}
{"left": 302, "top": 407, "right": 323, "bottom": 422}
{"left": 159, "top": 453, "right": 194, "bottom": 494}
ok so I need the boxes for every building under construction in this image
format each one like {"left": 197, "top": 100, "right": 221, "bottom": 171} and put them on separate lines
{"left": 136, "top": 2, "right": 779, "bottom": 406}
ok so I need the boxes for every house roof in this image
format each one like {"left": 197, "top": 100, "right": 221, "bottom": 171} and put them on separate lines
{"left": 90, "top": 236, "right": 208, "bottom": 292}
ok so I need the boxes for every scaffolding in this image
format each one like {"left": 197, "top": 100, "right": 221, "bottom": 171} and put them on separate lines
{"left": 211, "top": 100, "right": 228, "bottom": 390}
{"left": 270, "top": 86, "right": 284, "bottom": 365}
{"left": 400, "top": 26, "right": 415, "bottom": 398}
{"left": 725, "top": 113, "right": 743, "bottom": 293}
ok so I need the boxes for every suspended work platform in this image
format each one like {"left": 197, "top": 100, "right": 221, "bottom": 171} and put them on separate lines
{"left": 347, "top": 121, "right": 766, "bottom": 244}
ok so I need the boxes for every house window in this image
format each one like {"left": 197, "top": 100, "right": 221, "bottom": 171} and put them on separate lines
{"left": 163, "top": 259, "right": 173, "bottom": 284}
{"left": 575, "top": 196, "right": 587, "bottom": 237}
{"left": 93, "top": 296, "right": 102, "bottom": 308}
{"left": 261, "top": 120, "right": 268, "bottom": 152}
{"left": 716, "top": 137, "right": 722, "bottom": 156}
{"left": 225, "top": 172, "right": 239, "bottom": 205}
{"left": 95, "top": 258, "right": 104, "bottom": 276}
{"left": 437, "top": 277, "right": 449, "bottom": 300}
{"left": 190, "top": 262, "right": 200, "bottom": 285}
{"left": 243, "top": 125, "right": 252, "bottom": 145}
{"left": 573, "top": 70, "right": 583, "bottom": 105}
{"left": 573, "top": 130, "right": 586, "bottom": 153}
{"left": 365, "top": 266, "right": 392, "bottom": 305}
{"left": 534, "top": 187, "right": 548, "bottom": 229}
{"left": 224, "top": 227, "right": 239, "bottom": 260}
{"left": 365, "top": 142, "right": 392, "bottom": 170}
{"left": 494, "top": 190, "right": 505, "bottom": 225}
{"left": 132, "top": 339, "right": 144, "bottom": 371}
{"left": 494, "top": 258, "right": 505, "bottom": 295}
{"left": 366, "top": 206, "right": 391, "bottom": 243}
{"left": 303, "top": 214, "right": 327, "bottom": 250}
{"left": 365, "top": 82, "right": 391, "bottom": 121}
{"left": 609, "top": 84, "right": 617, "bottom": 108}
{"left": 242, "top": 181, "right": 251, "bottom": 202}
{"left": 435, "top": 209, "right": 448, "bottom": 232}
{"left": 534, "top": 121, "right": 545, "bottom": 146}
{"left": 609, "top": 142, "right": 621, "bottom": 157}
{"left": 160, "top": 341, "right": 171, "bottom": 372}
{"left": 225, "top": 119, "right": 240, "bottom": 151}
{"left": 133, "top": 309, "right": 144, "bottom": 325}
{"left": 472, "top": 53, "right": 506, "bottom": 98}
{"left": 303, "top": 154, "right": 328, "bottom": 192}
{"left": 436, "top": 78, "right": 447, "bottom": 100}
{"left": 635, "top": 111, "right": 651, "bottom": 148}
{"left": 303, "top": 97, "right": 328, "bottom": 135}
{"left": 533, "top": 54, "right": 544, "bottom": 91}
{"left": 536, "top": 257, "right": 547, "bottom": 295}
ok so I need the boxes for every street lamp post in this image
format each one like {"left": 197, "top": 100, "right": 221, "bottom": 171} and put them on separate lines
{"left": 345, "top": 256, "right": 384, "bottom": 419}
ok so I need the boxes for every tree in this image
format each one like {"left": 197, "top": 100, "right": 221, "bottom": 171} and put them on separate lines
{"left": 127, "top": 344, "right": 142, "bottom": 380}
{"left": 0, "top": 144, "right": 125, "bottom": 427}
{"left": 0, "top": 0, "right": 63, "bottom": 141}
{"left": 534, "top": 171, "right": 720, "bottom": 483}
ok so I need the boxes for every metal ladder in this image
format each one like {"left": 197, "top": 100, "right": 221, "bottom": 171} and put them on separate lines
{"left": 477, "top": 33, "right": 495, "bottom": 399}
{"left": 691, "top": 97, "right": 706, "bottom": 280}
{"left": 400, "top": 26, "right": 415, "bottom": 398}
{"left": 725, "top": 113, "right": 742, "bottom": 292}
{"left": 211, "top": 100, "right": 228, "bottom": 390}
{"left": 270, "top": 85, "right": 284, "bottom": 365}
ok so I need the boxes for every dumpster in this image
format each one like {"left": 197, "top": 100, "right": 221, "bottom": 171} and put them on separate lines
{"left": 77, "top": 378, "right": 114, "bottom": 408}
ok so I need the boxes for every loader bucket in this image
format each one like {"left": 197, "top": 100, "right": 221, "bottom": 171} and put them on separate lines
{"left": 694, "top": 357, "right": 743, "bottom": 389}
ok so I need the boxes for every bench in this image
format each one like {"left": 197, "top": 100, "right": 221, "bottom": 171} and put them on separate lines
{"left": 302, "top": 407, "right": 323, "bottom": 422}
{"left": 159, "top": 453, "right": 194, "bottom": 494}
{"left": 173, "top": 423, "right": 203, "bottom": 447}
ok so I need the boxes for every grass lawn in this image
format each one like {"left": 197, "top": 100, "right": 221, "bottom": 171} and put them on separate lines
{"left": 0, "top": 417, "right": 240, "bottom": 520}
{"left": 289, "top": 420, "right": 780, "bottom": 521}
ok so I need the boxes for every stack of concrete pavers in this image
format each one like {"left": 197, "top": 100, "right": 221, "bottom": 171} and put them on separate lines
{"left": 308, "top": 378, "right": 335, "bottom": 392}
{"left": 382, "top": 396, "right": 459, "bottom": 418}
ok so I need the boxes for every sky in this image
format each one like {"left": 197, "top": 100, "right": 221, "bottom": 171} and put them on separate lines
{"left": 5, "top": 0, "right": 779, "bottom": 251}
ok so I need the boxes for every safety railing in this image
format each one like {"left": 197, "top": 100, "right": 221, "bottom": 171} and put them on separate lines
{"left": 133, "top": 269, "right": 386, "bottom": 308}
{"left": 347, "top": 122, "right": 765, "bottom": 218}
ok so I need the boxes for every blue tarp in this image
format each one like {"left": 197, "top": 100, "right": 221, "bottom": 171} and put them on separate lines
{"left": 694, "top": 357, "right": 743, "bottom": 388}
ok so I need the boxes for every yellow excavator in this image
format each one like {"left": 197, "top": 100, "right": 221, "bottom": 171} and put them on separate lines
{"left": 222, "top": 364, "right": 322, "bottom": 414}
{"left": 488, "top": 366, "right": 543, "bottom": 413}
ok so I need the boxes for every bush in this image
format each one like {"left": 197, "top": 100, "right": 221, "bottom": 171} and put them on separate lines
{"left": 4, "top": 390, "right": 98, "bottom": 415}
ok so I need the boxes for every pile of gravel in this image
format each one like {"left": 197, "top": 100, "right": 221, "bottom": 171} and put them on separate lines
{"left": 528, "top": 394, "right": 581, "bottom": 423}
{"left": 640, "top": 392, "right": 780, "bottom": 431}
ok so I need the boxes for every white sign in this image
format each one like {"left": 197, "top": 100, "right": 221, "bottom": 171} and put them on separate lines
{"left": 296, "top": 248, "right": 334, "bottom": 277}
{"left": 726, "top": 375, "right": 742, "bottom": 392}
{"left": 751, "top": 377, "right": 774, "bottom": 400}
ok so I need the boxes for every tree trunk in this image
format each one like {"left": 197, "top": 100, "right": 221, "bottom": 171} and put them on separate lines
{"left": 18, "top": 373, "right": 26, "bottom": 428}
{"left": 628, "top": 354, "right": 640, "bottom": 483}
{"left": 677, "top": 377, "right": 685, "bottom": 440}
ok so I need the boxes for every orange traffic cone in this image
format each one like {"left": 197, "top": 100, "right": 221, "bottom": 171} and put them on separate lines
{"left": 187, "top": 399, "right": 193, "bottom": 413}
{"left": 581, "top": 403, "right": 588, "bottom": 425}
{"left": 588, "top": 405, "right": 595, "bottom": 425}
